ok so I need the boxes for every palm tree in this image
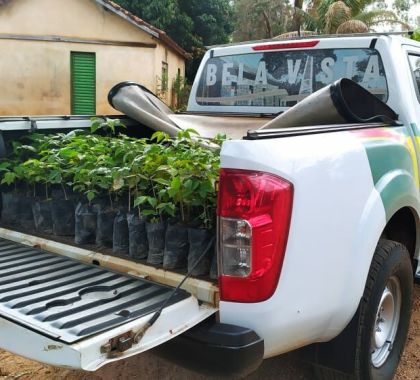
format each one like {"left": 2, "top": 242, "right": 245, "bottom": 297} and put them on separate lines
{"left": 290, "top": 0, "right": 410, "bottom": 35}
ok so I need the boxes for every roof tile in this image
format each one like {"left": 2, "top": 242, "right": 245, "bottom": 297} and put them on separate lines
{"left": 101, "top": 0, "right": 189, "bottom": 59}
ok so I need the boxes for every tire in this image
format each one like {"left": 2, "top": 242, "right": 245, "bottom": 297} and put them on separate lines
{"left": 315, "top": 239, "right": 413, "bottom": 380}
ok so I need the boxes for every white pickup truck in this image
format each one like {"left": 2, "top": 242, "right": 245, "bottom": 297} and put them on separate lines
{"left": 0, "top": 33, "right": 419, "bottom": 380}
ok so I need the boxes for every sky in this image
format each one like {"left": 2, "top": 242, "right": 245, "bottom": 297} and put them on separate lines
{"left": 383, "top": 0, "right": 420, "bottom": 29}
{"left": 409, "top": 3, "right": 420, "bottom": 27}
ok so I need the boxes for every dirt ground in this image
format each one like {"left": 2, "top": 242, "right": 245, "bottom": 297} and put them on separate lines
{"left": 0, "top": 285, "right": 418, "bottom": 380}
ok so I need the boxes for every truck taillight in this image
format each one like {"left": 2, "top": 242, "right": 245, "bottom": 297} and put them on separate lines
{"left": 218, "top": 169, "right": 293, "bottom": 303}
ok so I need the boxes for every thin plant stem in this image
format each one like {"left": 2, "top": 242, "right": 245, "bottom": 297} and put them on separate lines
{"left": 180, "top": 199, "right": 185, "bottom": 223}
{"left": 136, "top": 185, "right": 141, "bottom": 218}
{"left": 109, "top": 191, "right": 113, "bottom": 209}
{"left": 204, "top": 201, "right": 208, "bottom": 229}
{"left": 61, "top": 183, "right": 68, "bottom": 201}
{"left": 150, "top": 178, "right": 161, "bottom": 223}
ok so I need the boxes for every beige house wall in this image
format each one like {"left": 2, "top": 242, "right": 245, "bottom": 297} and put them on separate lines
{"left": 154, "top": 44, "right": 186, "bottom": 106}
{"left": 0, "top": 39, "right": 157, "bottom": 116}
{"left": 0, "top": 0, "right": 186, "bottom": 116}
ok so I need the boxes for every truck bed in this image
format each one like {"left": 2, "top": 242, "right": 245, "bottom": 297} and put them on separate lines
{"left": 0, "top": 225, "right": 217, "bottom": 370}
{"left": 0, "top": 237, "right": 190, "bottom": 343}
{"left": 0, "top": 226, "right": 219, "bottom": 307}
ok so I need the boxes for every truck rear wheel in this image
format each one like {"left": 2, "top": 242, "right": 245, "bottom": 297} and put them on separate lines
{"left": 314, "top": 239, "right": 413, "bottom": 380}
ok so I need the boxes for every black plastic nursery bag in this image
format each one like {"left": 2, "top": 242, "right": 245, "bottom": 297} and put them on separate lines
{"left": 163, "top": 223, "right": 189, "bottom": 269}
{"left": 113, "top": 211, "right": 129, "bottom": 255}
{"left": 146, "top": 221, "right": 166, "bottom": 265}
{"left": 32, "top": 199, "right": 53, "bottom": 234}
{"left": 75, "top": 202, "right": 97, "bottom": 244}
{"left": 188, "top": 227, "right": 214, "bottom": 276}
{"left": 51, "top": 200, "right": 75, "bottom": 236}
{"left": 127, "top": 213, "right": 148, "bottom": 259}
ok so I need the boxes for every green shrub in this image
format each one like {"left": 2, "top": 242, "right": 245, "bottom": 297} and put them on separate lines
{"left": 0, "top": 122, "right": 224, "bottom": 229}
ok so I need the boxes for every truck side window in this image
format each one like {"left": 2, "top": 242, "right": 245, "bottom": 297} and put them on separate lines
{"left": 408, "top": 54, "right": 420, "bottom": 102}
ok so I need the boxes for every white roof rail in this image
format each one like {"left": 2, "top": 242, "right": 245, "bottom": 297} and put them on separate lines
{"left": 206, "top": 30, "right": 414, "bottom": 49}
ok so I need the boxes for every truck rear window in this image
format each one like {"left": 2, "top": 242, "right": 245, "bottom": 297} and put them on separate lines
{"left": 196, "top": 48, "right": 388, "bottom": 107}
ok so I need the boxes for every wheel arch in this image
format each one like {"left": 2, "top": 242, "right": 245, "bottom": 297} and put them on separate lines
{"left": 381, "top": 206, "right": 420, "bottom": 267}
{"left": 373, "top": 166, "right": 420, "bottom": 270}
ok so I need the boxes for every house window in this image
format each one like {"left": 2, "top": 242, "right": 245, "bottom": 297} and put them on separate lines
{"left": 161, "top": 62, "right": 168, "bottom": 92}
{"left": 71, "top": 52, "right": 96, "bottom": 115}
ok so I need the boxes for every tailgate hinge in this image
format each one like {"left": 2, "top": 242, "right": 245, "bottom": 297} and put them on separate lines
{"left": 100, "top": 331, "right": 135, "bottom": 358}
{"left": 100, "top": 322, "right": 152, "bottom": 358}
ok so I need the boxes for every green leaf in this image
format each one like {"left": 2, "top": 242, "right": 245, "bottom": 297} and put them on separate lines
{"left": 90, "top": 119, "right": 102, "bottom": 134}
{"left": 112, "top": 177, "right": 124, "bottom": 191}
{"left": 20, "top": 145, "right": 37, "bottom": 153}
{"left": 177, "top": 128, "right": 199, "bottom": 139}
{"left": 412, "top": 28, "right": 420, "bottom": 42}
{"left": 1, "top": 171, "right": 17, "bottom": 185}
{"left": 151, "top": 131, "right": 170, "bottom": 143}
{"left": 147, "top": 197, "right": 158, "bottom": 208}
{"left": 153, "top": 177, "right": 170, "bottom": 186}
{"left": 170, "top": 177, "right": 181, "bottom": 191}
{"left": 86, "top": 190, "right": 96, "bottom": 202}
{"left": 140, "top": 209, "right": 157, "bottom": 217}
{"left": 59, "top": 148, "right": 79, "bottom": 159}
{"left": 134, "top": 195, "right": 148, "bottom": 208}
{"left": 0, "top": 162, "right": 11, "bottom": 171}
{"left": 157, "top": 202, "right": 176, "bottom": 216}
{"left": 48, "top": 169, "right": 62, "bottom": 183}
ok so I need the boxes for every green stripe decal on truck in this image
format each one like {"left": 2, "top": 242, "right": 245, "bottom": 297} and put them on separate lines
{"left": 352, "top": 126, "right": 419, "bottom": 221}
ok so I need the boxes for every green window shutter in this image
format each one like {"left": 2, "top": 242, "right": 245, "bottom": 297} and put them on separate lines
{"left": 71, "top": 52, "right": 96, "bottom": 115}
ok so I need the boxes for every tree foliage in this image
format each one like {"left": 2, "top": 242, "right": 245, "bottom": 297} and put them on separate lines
{"left": 233, "top": 0, "right": 294, "bottom": 41}
{"left": 232, "top": 0, "right": 411, "bottom": 42}
{"left": 293, "top": 0, "right": 410, "bottom": 34}
{"left": 411, "top": 28, "right": 420, "bottom": 41}
{"left": 114, "top": 0, "right": 234, "bottom": 81}
{"left": 393, "top": 0, "right": 418, "bottom": 23}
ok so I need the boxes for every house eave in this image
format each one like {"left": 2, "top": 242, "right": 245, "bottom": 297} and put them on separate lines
{"left": 95, "top": 0, "right": 160, "bottom": 39}
{"left": 94, "top": 0, "right": 188, "bottom": 59}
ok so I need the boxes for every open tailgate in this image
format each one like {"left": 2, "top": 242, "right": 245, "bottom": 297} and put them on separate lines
{"left": 0, "top": 238, "right": 216, "bottom": 370}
